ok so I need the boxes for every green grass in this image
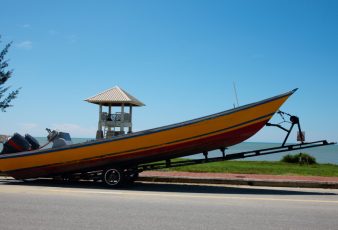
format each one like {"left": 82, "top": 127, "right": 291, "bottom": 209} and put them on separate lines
{"left": 165, "top": 160, "right": 338, "bottom": 177}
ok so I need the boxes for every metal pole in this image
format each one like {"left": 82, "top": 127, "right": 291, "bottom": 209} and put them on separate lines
{"left": 96, "top": 104, "right": 103, "bottom": 139}
{"left": 233, "top": 81, "right": 239, "bottom": 107}
{"left": 98, "top": 105, "right": 102, "bottom": 130}
{"left": 121, "top": 103, "right": 125, "bottom": 133}
{"left": 108, "top": 105, "right": 112, "bottom": 132}
{"left": 282, "top": 123, "right": 294, "bottom": 147}
{"left": 129, "top": 105, "right": 133, "bottom": 133}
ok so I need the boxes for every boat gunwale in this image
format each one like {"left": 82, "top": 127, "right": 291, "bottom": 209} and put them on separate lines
{"left": 0, "top": 89, "right": 297, "bottom": 160}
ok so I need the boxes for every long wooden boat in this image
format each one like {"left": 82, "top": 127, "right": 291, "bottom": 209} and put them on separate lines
{"left": 0, "top": 89, "right": 297, "bottom": 179}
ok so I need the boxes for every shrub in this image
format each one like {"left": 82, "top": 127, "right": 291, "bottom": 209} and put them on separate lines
{"left": 281, "top": 153, "right": 317, "bottom": 165}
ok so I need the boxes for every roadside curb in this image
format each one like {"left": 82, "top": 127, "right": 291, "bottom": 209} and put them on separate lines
{"left": 138, "top": 176, "right": 338, "bottom": 189}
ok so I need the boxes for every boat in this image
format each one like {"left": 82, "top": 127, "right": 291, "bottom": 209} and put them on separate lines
{"left": 0, "top": 89, "right": 297, "bottom": 184}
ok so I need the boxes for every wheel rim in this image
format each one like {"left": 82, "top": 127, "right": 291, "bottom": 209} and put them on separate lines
{"left": 104, "top": 169, "right": 121, "bottom": 186}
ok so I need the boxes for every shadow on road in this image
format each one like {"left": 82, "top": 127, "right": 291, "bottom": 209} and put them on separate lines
{"left": 0, "top": 178, "right": 336, "bottom": 196}
{"left": 131, "top": 182, "right": 337, "bottom": 195}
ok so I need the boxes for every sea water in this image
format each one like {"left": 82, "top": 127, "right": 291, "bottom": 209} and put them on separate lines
{"left": 1, "top": 137, "right": 337, "bottom": 164}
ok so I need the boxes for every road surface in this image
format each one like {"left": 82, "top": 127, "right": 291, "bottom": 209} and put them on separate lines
{"left": 0, "top": 178, "right": 338, "bottom": 230}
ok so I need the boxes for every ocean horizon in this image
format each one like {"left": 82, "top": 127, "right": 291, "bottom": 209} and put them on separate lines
{"left": 1, "top": 137, "right": 337, "bottom": 165}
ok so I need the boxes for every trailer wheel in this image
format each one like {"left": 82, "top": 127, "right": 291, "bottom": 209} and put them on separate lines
{"left": 103, "top": 168, "right": 123, "bottom": 187}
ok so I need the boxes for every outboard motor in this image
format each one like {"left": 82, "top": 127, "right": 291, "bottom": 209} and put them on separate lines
{"left": 46, "top": 128, "right": 72, "bottom": 148}
{"left": 1, "top": 133, "right": 32, "bottom": 154}
{"left": 25, "top": 134, "right": 40, "bottom": 150}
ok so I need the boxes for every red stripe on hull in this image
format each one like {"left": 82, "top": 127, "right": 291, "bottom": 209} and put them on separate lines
{"left": 8, "top": 119, "right": 269, "bottom": 179}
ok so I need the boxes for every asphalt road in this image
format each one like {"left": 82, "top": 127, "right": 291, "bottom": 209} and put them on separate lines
{"left": 0, "top": 179, "right": 338, "bottom": 230}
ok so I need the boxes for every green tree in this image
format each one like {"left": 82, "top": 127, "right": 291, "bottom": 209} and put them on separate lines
{"left": 0, "top": 35, "right": 20, "bottom": 112}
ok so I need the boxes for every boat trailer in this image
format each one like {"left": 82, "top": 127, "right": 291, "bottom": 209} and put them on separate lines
{"left": 52, "top": 111, "right": 335, "bottom": 187}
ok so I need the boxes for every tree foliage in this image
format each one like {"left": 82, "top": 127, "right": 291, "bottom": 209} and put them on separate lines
{"left": 0, "top": 35, "right": 20, "bottom": 112}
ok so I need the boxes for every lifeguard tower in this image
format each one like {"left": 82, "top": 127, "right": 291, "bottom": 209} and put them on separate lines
{"left": 85, "top": 86, "right": 145, "bottom": 139}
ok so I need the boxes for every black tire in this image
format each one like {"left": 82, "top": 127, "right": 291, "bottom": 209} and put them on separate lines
{"left": 102, "top": 168, "right": 124, "bottom": 187}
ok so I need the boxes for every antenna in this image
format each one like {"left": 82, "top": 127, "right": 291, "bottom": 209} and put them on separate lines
{"left": 233, "top": 81, "right": 239, "bottom": 107}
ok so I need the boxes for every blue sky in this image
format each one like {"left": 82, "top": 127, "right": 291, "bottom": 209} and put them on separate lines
{"left": 1, "top": 0, "right": 337, "bottom": 143}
